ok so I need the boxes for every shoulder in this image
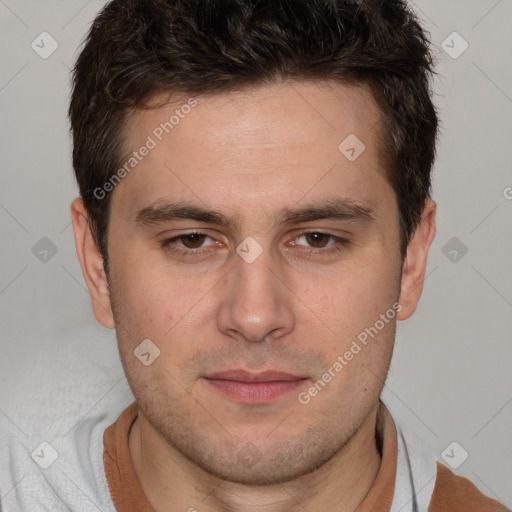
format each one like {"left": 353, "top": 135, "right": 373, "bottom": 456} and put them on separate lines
{"left": 0, "top": 323, "right": 134, "bottom": 511}
{"left": 381, "top": 400, "right": 510, "bottom": 512}
{"left": 428, "top": 461, "right": 510, "bottom": 512}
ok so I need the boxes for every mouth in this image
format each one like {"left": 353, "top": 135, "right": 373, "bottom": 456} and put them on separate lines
{"left": 202, "top": 370, "right": 309, "bottom": 404}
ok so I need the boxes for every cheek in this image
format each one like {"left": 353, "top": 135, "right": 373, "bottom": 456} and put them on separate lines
{"left": 108, "top": 269, "right": 193, "bottom": 405}
{"left": 296, "top": 256, "right": 401, "bottom": 343}
{"left": 107, "top": 242, "right": 183, "bottom": 336}
{"left": 107, "top": 252, "right": 218, "bottom": 377}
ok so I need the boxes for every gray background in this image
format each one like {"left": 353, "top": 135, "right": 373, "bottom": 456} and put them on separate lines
{"left": 1, "top": 0, "right": 511, "bottom": 507}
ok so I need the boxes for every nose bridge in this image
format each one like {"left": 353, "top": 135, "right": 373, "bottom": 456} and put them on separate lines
{"left": 217, "top": 240, "right": 294, "bottom": 343}
{"left": 237, "top": 246, "right": 278, "bottom": 306}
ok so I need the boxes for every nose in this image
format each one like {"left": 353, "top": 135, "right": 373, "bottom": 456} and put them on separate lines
{"left": 216, "top": 245, "right": 295, "bottom": 344}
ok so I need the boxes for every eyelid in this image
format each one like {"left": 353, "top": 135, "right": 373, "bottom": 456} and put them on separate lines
{"left": 289, "top": 229, "right": 343, "bottom": 247}
{"left": 161, "top": 230, "right": 219, "bottom": 249}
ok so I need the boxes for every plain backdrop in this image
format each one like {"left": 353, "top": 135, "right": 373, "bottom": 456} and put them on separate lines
{"left": 1, "top": 0, "right": 511, "bottom": 507}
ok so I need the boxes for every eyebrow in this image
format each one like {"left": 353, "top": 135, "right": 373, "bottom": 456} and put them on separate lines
{"left": 134, "top": 198, "right": 375, "bottom": 230}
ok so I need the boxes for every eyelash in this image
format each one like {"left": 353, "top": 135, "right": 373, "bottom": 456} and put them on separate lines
{"left": 160, "top": 231, "right": 349, "bottom": 257}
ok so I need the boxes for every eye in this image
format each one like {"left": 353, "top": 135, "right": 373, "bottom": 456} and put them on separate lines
{"left": 291, "top": 231, "right": 348, "bottom": 253}
{"left": 161, "top": 232, "right": 217, "bottom": 254}
{"left": 174, "top": 233, "right": 210, "bottom": 249}
{"left": 294, "top": 232, "right": 336, "bottom": 249}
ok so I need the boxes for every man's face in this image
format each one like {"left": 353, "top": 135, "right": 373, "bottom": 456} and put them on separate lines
{"left": 105, "top": 81, "right": 404, "bottom": 483}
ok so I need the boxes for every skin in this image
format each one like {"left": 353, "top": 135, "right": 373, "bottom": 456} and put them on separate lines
{"left": 72, "top": 80, "right": 436, "bottom": 512}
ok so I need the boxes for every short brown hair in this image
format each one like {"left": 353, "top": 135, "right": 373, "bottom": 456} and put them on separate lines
{"left": 69, "top": 0, "right": 438, "bottom": 272}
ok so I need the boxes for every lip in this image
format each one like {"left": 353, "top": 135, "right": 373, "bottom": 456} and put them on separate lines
{"left": 203, "top": 369, "right": 309, "bottom": 404}
{"left": 205, "top": 369, "right": 304, "bottom": 382}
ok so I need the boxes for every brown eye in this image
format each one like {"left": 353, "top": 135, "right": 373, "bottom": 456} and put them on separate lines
{"left": 290, "top": 232, "right": 349, "bottom": 256}
{"left": 179, "top": 233, "right": 207, "bottom": 248}
{"left": 304, "top": 232, "right": 331, "bottom": 248}
{"left": 160, "top": 232, "right": 219, "bottom": 257}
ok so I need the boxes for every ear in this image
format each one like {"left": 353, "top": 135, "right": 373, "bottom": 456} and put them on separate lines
{"left": 71, "top": 197, "right": 115, "bottom": 328}
{"left": 397, "top": 199, "right": 436, "bottom": 321}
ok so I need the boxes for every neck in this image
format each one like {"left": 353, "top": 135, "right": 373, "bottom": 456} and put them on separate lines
{"left": 129, "top": 404, "right": 382, "bottom": 512}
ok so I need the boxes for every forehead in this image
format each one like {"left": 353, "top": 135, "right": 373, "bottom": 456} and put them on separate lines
{"left": 114, "top": 80, "right": 390, "bottom": 217}
{"left": 123, "top": 79, "right": 382, "bottom": 149}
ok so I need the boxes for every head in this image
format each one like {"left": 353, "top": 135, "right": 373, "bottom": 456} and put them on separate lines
{"left": 70, "top": 0, "right": 438, "bottom": 485}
